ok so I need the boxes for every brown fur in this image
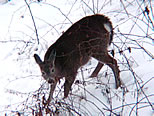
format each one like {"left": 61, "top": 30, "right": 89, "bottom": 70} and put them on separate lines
{"left": 34, "top": 14, "right": 121, "bottom": 102}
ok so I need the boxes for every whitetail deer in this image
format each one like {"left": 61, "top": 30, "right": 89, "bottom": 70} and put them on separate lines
{"left": 34, "top": 14, "right": 121, "bottom": 102}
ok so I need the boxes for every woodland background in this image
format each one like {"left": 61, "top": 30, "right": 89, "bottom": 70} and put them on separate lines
{"left": 0, "top": 0, "right": 153, "bottom": 115}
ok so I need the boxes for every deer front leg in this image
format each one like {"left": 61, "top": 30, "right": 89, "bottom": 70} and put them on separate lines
{"left": 46, "top": 81, "right": 57, "bottom": 104}
{"left": 90, "top": 62, "right": 104, "bottom": 77}
{"left": 64, "top": 77, "right": 76, "bottom": 98}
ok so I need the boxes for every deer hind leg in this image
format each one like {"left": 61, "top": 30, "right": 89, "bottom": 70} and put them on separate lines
{"left": 93, "top": 53, "right": 121, "bottom": 89}
{"left": 90, "top": 62, "right": 104, "bottom": 77}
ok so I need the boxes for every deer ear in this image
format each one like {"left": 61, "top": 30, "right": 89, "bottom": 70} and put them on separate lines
{"left": 34, "top": 54, "right": 43, "bottom": 65}
{"left": 48, "top": 50, "right": 56, "bottom": 64}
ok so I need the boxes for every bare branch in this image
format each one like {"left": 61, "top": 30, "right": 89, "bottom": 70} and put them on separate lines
{"left": 24, "top": 0, "right": 39, "bottom": 45}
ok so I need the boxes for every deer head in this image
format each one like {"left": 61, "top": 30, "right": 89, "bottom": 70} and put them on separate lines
{"left": 34, "top": 50, "right": 56, "bottom": 83}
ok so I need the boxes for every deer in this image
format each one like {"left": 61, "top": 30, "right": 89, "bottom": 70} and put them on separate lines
{"left": 34, "top": 14, "right": 122, "bottom": 103}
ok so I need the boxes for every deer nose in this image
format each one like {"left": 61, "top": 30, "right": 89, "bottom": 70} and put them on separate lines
{"left": 48, "top": 78, "right": 55, "bottom": 84}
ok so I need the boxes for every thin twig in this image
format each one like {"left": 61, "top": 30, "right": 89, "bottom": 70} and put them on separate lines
{"left": 24, "top": 0, "right": 39, "bottom": 45}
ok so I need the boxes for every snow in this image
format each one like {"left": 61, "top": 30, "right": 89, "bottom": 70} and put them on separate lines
{"left": 0, "top": 0, "right": 153, "bottom": 115}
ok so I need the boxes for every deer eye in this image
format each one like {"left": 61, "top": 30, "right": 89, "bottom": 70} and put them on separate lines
{"left": 51, "top": 68, "right": 55, "bottom": 73}
{"left": 42, "top": 71, "right": 46, "bottom": 76}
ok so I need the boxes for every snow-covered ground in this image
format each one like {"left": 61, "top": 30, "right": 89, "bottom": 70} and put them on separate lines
{"left": 0, "top": 0, "right": 153, "bottom": 115}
